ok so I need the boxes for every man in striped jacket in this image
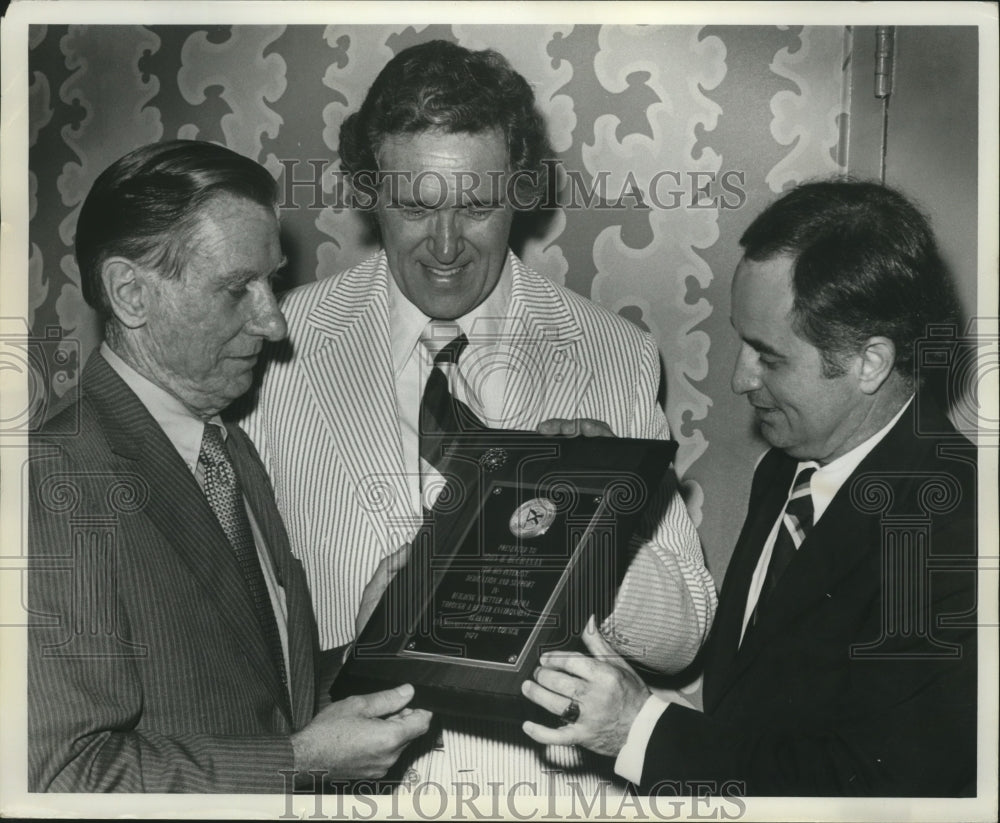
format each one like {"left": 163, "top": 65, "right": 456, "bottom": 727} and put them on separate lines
{"left": 242, "top": 41, "right": 716, "bottom": 795}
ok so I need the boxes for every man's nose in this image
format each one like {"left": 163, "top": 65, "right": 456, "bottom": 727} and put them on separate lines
{"left": 731, "top": 344, "right": 761, "bottom": 395}
{"left": 249, "top": 287, "right": 288, "bottom": 341}
{"left": 428, "top": 210, "right": 462, "bottom": 264}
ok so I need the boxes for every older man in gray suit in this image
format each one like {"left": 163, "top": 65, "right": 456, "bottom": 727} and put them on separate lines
{"left": 28, "top": 140, "right": 430, "bottom": 792}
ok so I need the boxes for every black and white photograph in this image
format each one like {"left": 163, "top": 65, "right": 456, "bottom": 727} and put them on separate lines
{"left": 1, "top": 1, "right": 996, "bottom": 819}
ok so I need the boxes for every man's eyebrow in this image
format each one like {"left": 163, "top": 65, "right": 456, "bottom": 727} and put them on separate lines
{"left": 465, "top": 196, "right": 504, "bottom": 208}
{"left": 745, "top": 336, "right": 784, "bottom": 359}
{"left": 221, "top": 257, "right": 288, "bottom": 283}
{"left": 220, "top": 267, "right": 255, "bottom": 283}
{"left": 390, "top": 194, "right": 428, "bottom": 208}
{"left": 728, "top": 318, "right": 784, "bottom": 358}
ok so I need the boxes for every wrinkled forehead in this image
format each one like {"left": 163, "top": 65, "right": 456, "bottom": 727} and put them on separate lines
{"left": 376, "top": 129, "right": 511, "bottom": 207}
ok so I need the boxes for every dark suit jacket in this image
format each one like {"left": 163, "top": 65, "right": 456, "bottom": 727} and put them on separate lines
{"left": 28, "top": 353, "right": 320, "bottom": 792}
{"left": 641, "top": 400, "right": 977, "bottom": 796}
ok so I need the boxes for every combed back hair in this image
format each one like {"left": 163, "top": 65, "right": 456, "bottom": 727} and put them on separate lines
{"left": 739, "top": 178, "right": 959, "bottom": 382}
{"left": 338, "top": 39, "right": 554, "bottom": 207}
{"left": 76, "top": 139, "right": 278, "bottom": 321}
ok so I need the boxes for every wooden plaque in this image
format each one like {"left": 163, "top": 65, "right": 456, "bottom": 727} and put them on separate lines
{"left": 331, "top": 431, "right": 678, "bottom": 723}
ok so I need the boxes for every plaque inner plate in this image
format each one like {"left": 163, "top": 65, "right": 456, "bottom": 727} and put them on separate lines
{"left": 400, "top": 482, "right": 602, "bottom": 667}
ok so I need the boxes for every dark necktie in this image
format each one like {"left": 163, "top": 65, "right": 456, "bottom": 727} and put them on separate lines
{"left": 418, "top": 332, "right": 487, "bottom": 507}
{"left": 199, "top": 424, "right": 288, "bottom": 690}
{"left": 750, "top": 465, "right": 817, "bottom": 627}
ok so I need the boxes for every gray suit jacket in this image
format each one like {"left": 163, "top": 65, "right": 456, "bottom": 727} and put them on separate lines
{"left": 28, "top": 353, "right": 319, "bottom": 792}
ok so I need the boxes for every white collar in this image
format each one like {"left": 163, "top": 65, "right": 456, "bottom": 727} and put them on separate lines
{"left": 388, "top": 252, "right": 513, "bottom": 375}
{"left": 100, "top": 342, "right": 224, "bottom": 472}
{"left": 806, "top": 396, "right": 913, "bottom": 523}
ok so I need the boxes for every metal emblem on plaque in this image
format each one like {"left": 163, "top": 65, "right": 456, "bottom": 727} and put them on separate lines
{"left": 509, "top": 497, "right": 557, "bottom": 538}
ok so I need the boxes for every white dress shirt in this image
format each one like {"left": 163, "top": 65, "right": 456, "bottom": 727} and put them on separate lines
{"left": 390, "top": 258, "right": 513, "bottom": 510}
{"left": 100, "top": 343, "right": 291, "bottom": 693}
{"left": 386, "top": 263, "right": 624, "bottom": 792}
{"left": 614, "top": 396, "right": 914, "bottom": 784}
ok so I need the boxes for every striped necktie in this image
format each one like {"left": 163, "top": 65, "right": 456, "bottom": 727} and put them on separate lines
{"left": 751, "top": 464, "right": 817, "bottom": 627}
{"left": 418, "top": 330, "right": 487, "bottom": 508}
{"left": 199, "top": 424, "right": 288, "bottom": 692}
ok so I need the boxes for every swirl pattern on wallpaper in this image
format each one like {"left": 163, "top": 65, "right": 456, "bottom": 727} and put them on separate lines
{"left": 767, "top": 26, "right": 849, "bottom": 191}
{"left": 317, "top": 26, "right": 403, "bottom": 280}
{"left": 55, "top": 25, "right": 162, "bottom": 395}
{"left": 26, "top": 24, "right": 849, "bottom": 564}
{"left": 588, "top": 27, "right": 725, "bottom": 501}
{"left": 177, "top": 25, "right": 286, "bottom": 171}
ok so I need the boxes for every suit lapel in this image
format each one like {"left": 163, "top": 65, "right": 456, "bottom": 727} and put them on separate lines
{"left": 710, "top": 404, "right": 931, "bottom": 701}
{"left": 84, "top": 355, "right": 292, "bottom": 722}
{"left": 703, "top": 451, "right": 795, "bottom": 709}
{"left": 227, "top": 425, "right": 314, "bottom": 726}
{"left": 300, "top": 258, "right": 413, "bottom": 542}
{"left": 739, "top": 409, "right": 920, "bottom": 659}
{"left": 501, "top": 255, "right": 590, "bottom": 428}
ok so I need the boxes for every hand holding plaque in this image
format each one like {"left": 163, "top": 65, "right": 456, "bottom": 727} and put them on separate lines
{"left": 332, "top": 429, "right": 678, "bottom": 723}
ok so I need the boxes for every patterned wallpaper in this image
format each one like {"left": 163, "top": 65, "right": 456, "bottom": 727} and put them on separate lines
{"left": 26, "top": 24, "right": 851, "bottom": 580}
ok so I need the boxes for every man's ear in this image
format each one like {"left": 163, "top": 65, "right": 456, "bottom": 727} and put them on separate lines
{"left": 101, "top": 258, "right": 151, "bottom": 329}
{"left": 857, "top": 336, "right": 896, "bottom": 395}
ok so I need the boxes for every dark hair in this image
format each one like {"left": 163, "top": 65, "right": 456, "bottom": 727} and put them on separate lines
{"left": 76, "top": 139, "right": 278, "bottom": 320}
{"left": 338, "top": 40, "right": 553, "bottom": 207}
{"left": 739, "top": 178, "right": 958, "bottom": 382}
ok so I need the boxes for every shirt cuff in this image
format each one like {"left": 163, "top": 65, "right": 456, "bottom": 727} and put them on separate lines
{"left": 613, "top": 694, "right": 670, "bottom": 784}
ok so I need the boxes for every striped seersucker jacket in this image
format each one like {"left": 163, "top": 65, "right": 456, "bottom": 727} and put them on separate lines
{"left": 240, "top": 250, "right": 717, "bottom": 791}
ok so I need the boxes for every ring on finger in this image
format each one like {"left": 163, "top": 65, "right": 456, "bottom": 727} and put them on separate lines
{"left": 560, "top": 698, "right": 580, "bottom": 724}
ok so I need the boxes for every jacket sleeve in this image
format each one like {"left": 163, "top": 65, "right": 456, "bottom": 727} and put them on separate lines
{"left": 28, "top": 442, "right": 297, "bottom": 793}
{"left": 600, "top": 333, "right": 717, "bottom": 674}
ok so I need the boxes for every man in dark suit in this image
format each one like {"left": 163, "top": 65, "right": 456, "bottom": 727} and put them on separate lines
{"left": 28, "top": 140, "right": 431, "bottom": 792}
{"left": 521, "top": 180, "right": 978, "bottom": 796}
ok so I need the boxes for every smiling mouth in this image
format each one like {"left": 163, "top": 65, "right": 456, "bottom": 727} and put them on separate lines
{"left": 422, "top": 263, "right": 467, "bottom": 279}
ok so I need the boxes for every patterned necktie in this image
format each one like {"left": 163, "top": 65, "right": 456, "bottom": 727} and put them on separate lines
{"left": 751, "top": 465, "right": 817, "bottom": 627}
{"left": 199, "top": 424, "right": 288, "bottom": 690}
{"left": 418, "top": 331, "right": 487, "bottom": 506}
